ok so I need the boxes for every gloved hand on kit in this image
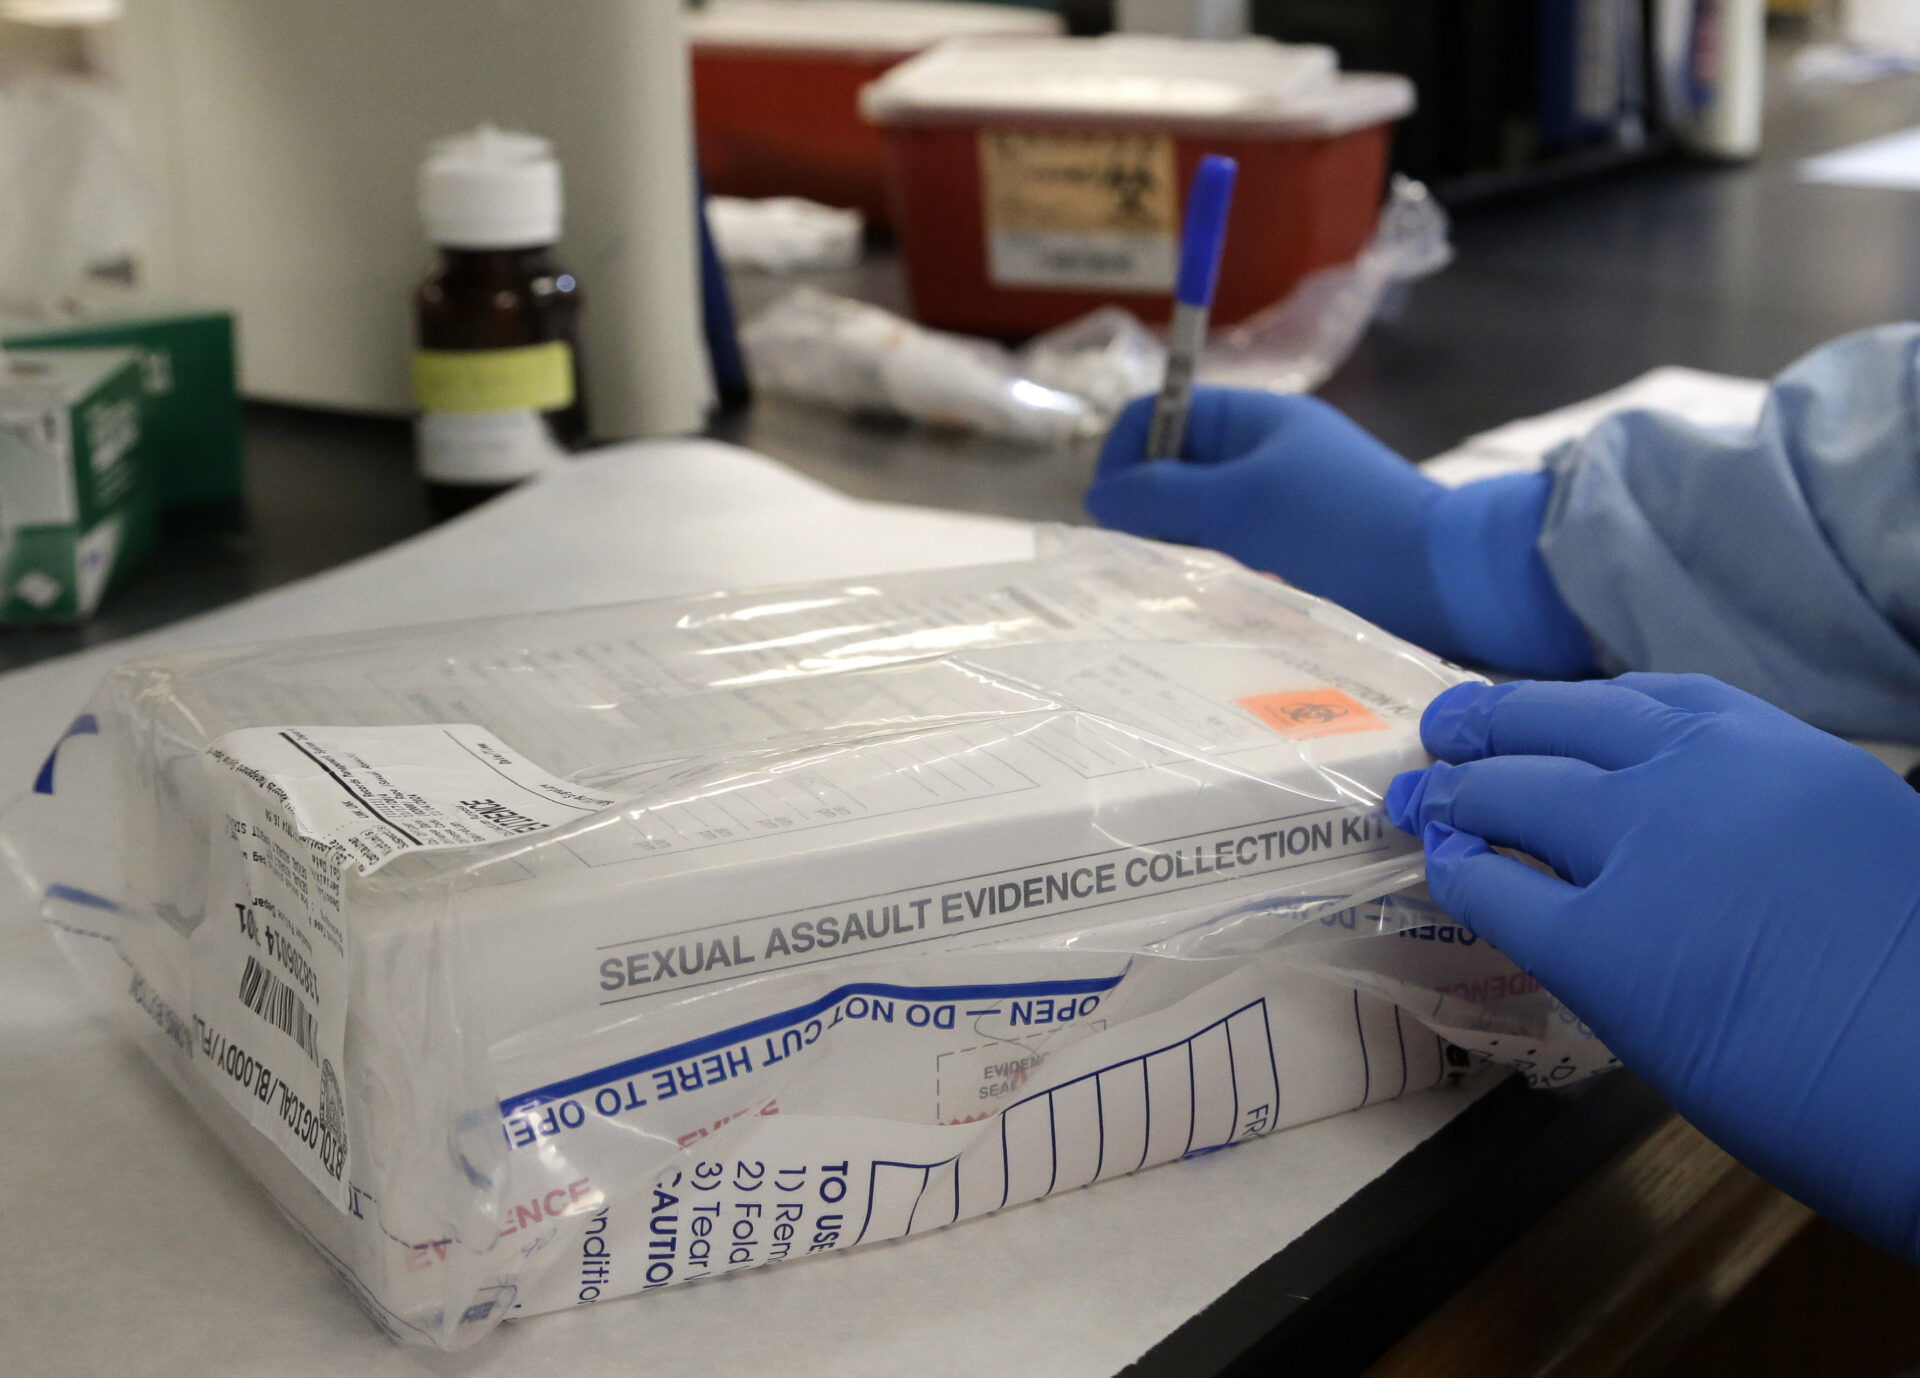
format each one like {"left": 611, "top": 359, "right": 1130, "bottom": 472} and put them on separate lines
{"left": 1388, "top": 674, "right": 1920, "bottom": 1264}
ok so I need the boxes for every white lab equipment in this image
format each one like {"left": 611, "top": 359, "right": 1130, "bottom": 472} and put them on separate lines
{"left": 1689, "top": 0, "right": 1765, "bottom": 159}
{"left": 0, "top": 70, "right": 152, "bottom": 313}
{"left": 1653, "top": 0, "right": 1765, "bottom": 160}
{"left": 1847, "top": 0, "right": 1920, "bottom": 54}
{"left": 0, "top": 0, "right": 121, "bottom": 21}
{"left": 95, "top": 0, "right": 711, "bottom": 436}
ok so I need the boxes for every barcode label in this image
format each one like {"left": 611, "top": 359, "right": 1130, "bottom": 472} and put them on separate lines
{"left": 239, "top": 955, "right": 320, "bottom": 1065}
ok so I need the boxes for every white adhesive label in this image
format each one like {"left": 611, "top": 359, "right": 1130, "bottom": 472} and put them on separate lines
{"left": 986, "top": 230, "right": 1178, "bottom": 293}
{"left": 192, "top": 724, "right": 618, "bottom": 1206}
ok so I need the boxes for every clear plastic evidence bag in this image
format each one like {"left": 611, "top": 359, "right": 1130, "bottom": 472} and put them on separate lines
{"left": 0, "top": 530, "right": 1612, "bottom": 1350}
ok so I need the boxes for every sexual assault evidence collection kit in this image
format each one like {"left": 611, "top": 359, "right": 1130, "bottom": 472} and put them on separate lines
{"left": 0, "top": 532, "right": 1609, "bottom": 1349}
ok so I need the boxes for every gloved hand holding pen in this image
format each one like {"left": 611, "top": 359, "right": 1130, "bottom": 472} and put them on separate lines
{"left": 1088, "top": 327, "right": 1920, "bottom": 743}
{"left": 1085, "top": 388, "right": 1598, "bottom": 677}
{"left": 1086, "top": 331, "right": 1920, "bottom": 1265}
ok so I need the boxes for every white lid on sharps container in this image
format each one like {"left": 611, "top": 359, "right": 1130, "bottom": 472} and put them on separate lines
{"left": 861, "top": 35, "right": 1414, "bottom": 135}
{"left": 419, "top": 125, "right": 563, "bottom": 250}
{"left": 687, "top": 0, "right": 1060, "bottom": 59}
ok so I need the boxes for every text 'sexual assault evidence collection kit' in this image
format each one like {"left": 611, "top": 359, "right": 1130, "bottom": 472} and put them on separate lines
{"left": 0, "top": 530, "right": 1612, "bottom": 1349}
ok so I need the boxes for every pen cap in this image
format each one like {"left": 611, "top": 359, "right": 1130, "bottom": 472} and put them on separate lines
{"left": 1174, "top": 154, "right": 1238, "bottom": 307}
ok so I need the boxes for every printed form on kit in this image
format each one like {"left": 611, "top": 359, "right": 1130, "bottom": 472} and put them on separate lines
{"left": 1, "top": 529, "right": 1615, "bottom": 1351}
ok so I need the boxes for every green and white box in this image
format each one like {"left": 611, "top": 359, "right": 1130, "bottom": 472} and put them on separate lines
{"left": 4, "top": 302, "right": 242, "bottom": 511}
{"left": 0, "top": 349, "right": 154, "bottom": 624}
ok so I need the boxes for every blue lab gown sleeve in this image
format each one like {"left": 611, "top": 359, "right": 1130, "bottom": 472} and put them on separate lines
{"left": 1537, "top": 323, "right": 1920, "bottom": 742}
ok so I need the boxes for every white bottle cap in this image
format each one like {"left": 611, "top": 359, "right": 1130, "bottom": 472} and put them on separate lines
{"left": 419, "top": 125, "right": 563, "bottom": 250}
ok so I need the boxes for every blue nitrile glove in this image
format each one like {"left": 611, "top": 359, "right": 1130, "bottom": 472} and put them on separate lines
{"left": 1386, "top": 674, "right": 1920, "bottom": 1263}
{"left": 1085, "top": 389, "right": 1597, "bottom": 677}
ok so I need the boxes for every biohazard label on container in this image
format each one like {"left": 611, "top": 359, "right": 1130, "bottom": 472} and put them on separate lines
{"left": 1238, "top": 689, "right": 1388, "bottom": 740}
{"left": 979, "top": 129, "right": 1178, "bottom": 292}
{"left": 190, "top": 724, "right": 620, "bottom": 1208}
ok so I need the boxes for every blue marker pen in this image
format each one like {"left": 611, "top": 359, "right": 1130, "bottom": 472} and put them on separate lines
{"left": 1147, "top": 155, "right": 1238, "bottom": 461}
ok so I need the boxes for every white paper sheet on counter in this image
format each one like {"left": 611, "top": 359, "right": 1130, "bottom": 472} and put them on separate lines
{"left": 0, "top": 438, "right": 1502, "bottom": 1377}
{"left": 1420, "top": 365, "right": 1769, "bottom": 488}
{"left": 1800, "top": 123, "right": 1920, "bottom": 190}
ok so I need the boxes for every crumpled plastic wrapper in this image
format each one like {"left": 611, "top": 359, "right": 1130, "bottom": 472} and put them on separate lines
{"left": 1017, "top": 305, "right": 1167, "bottom": 419}
{"left": 1024, "top": 177, "right": 1455, "bottom": 406}
{"left": 741, "top": 285, "right": 1099, "bottom": 444}
{"left": 1199, "top": 175, "right": 1453, "bottom": 394}
{"left": 707, "top": 195, "right": 864, "bottom": 274}
{"left": 741, "top": 178, "right": 1451, "bottom": 444}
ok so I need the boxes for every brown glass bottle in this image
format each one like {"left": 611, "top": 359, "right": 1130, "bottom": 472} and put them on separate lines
{"left": 414, "top": 126, "right": 587, "bottom": 520}
{"left": 414, "top": 246, "right": 587, "bottom": 519}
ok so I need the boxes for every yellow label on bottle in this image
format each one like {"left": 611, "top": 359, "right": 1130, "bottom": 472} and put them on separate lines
{"left": 412, "top": 342, "right": 575, "bottom": 415}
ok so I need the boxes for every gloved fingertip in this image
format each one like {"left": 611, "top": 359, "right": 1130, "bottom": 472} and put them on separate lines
{"left": 1424, "top": 820, "right": 1489, "bottom": 865}
{"left": 1084, "top": 474, "right": 1164, "bottom": 536}
{"left": 1082, "top": 480, "right": 1122, "bottom": 527}
{"left": 1094, "top": 395, "right": 1159, "bottom": 477}
{"left": 1086, "top": 464, "right": 1211, "bottom": 544}
{"left": 1421, "top": 822, "right": 1472, "bottom": 927}
{"left": 1421, "top": 681, "right": 1502, "bottom": 759}
{"left": 1384, "top": 768, "right": 1427, "bottom": 834}
{"left": 1403, "top": 758, "right": 1463, "bottom": 832}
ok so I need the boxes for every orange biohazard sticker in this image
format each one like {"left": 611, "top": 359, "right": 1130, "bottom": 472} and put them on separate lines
{"left": 1238, "top": 688, "right": 1388, "bottom": 740}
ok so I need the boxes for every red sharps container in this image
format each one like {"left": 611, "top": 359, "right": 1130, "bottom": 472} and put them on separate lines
{"left": 690, "top": 0, "right": 1062, "bottom": 227}
{"left": 860, "top": 35, "right": 1415, "bottom": 337}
